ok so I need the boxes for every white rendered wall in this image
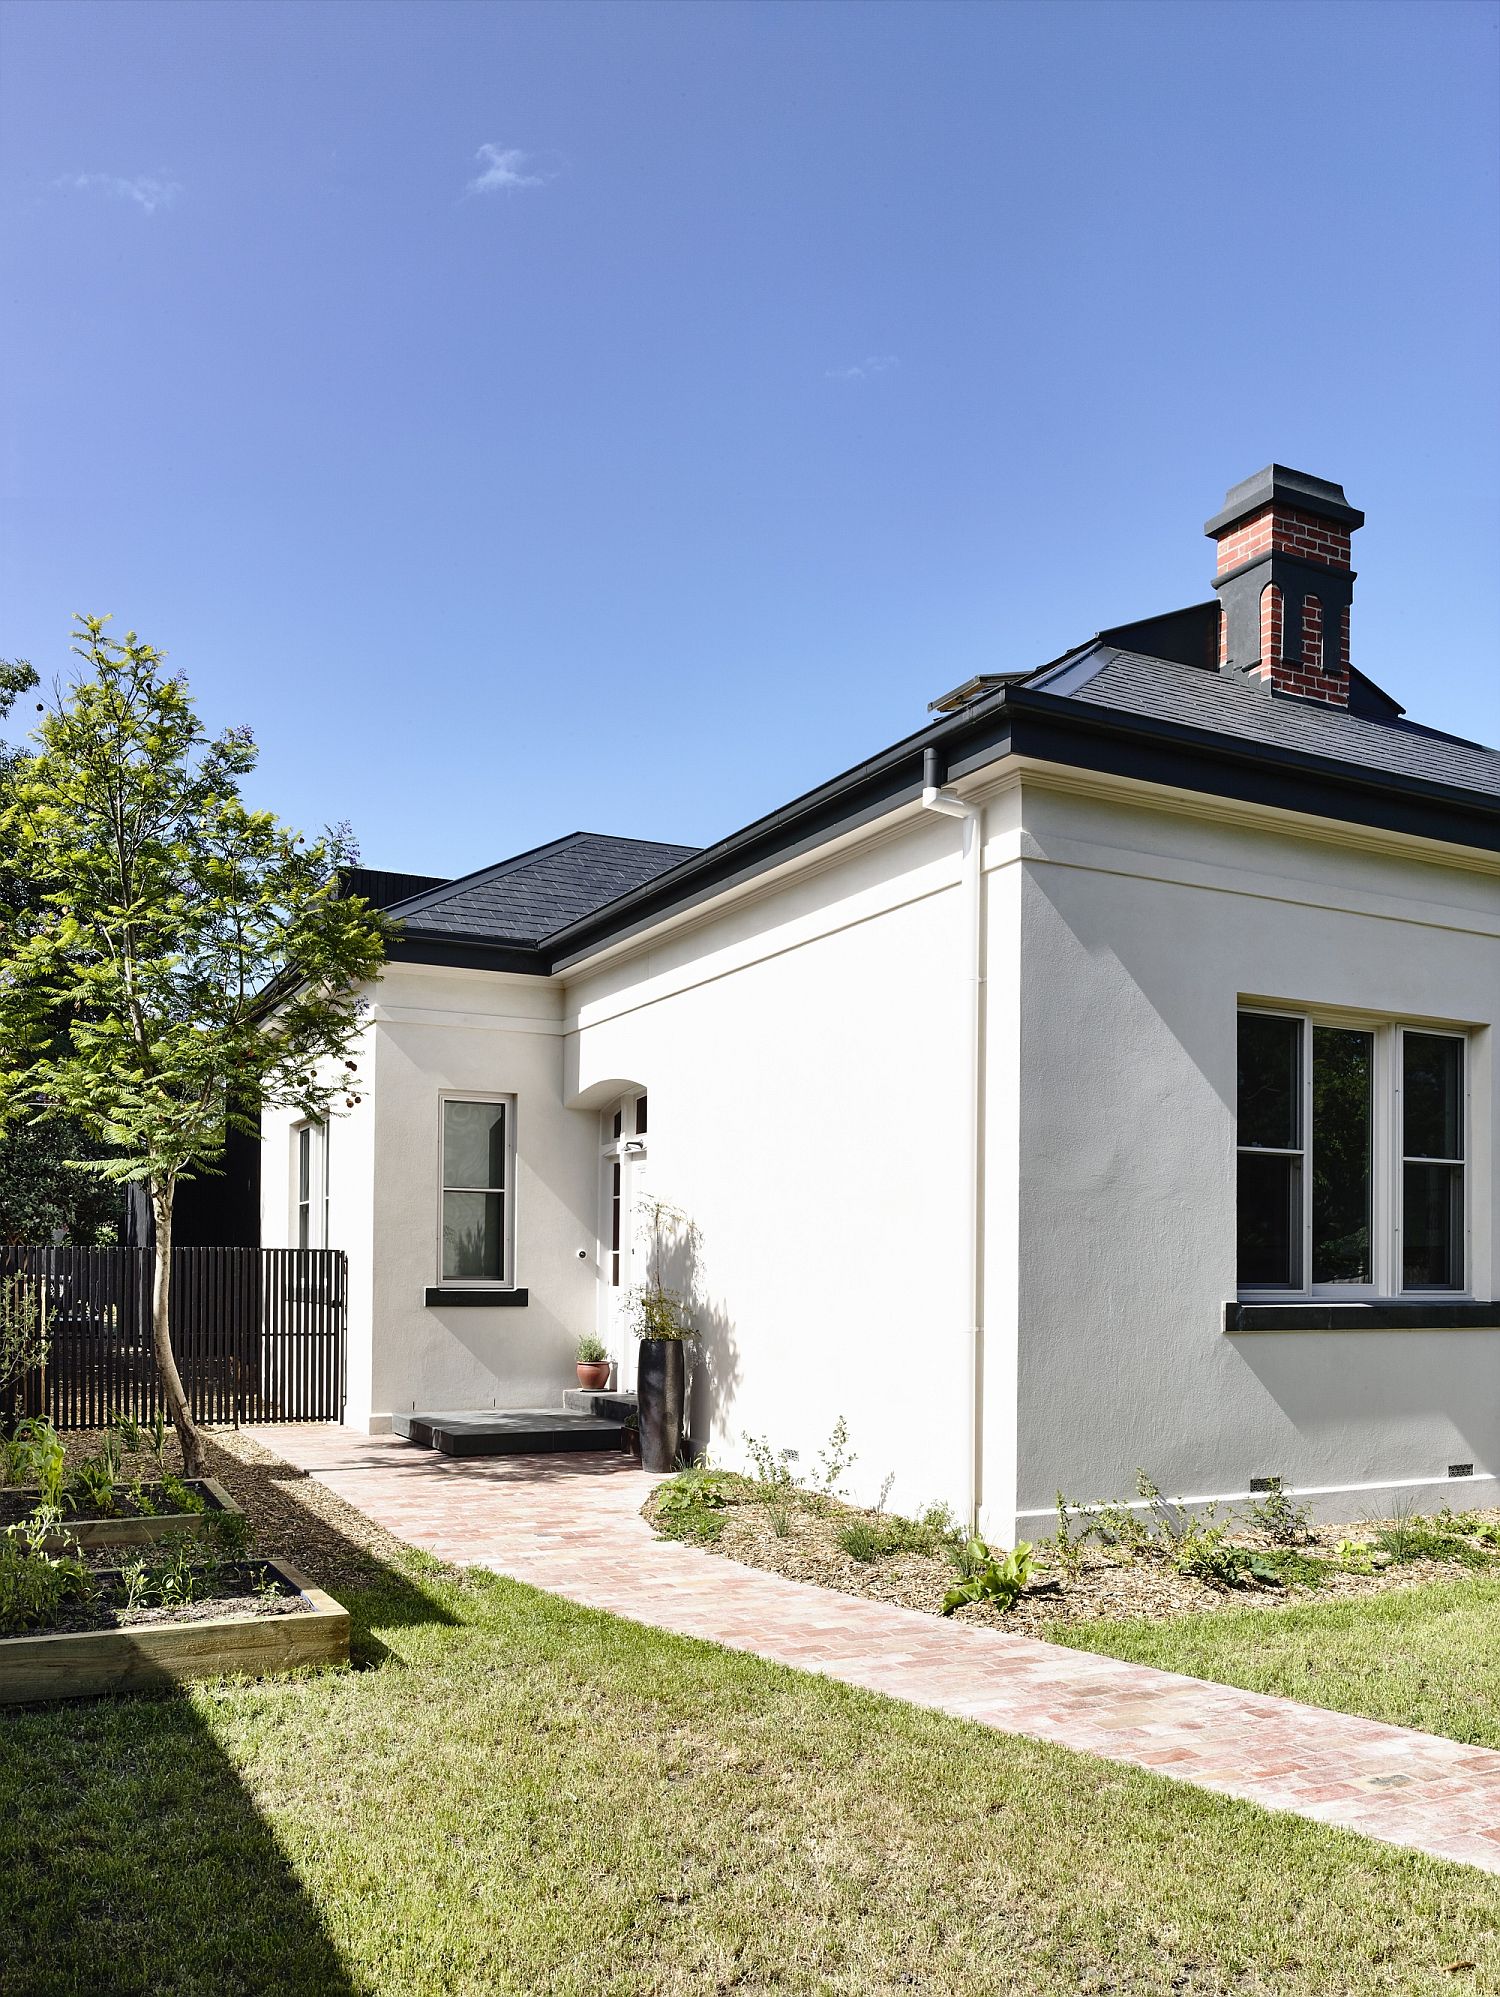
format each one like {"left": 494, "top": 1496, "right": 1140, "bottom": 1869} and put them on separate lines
{"left": 565, "top": 804, "right": 1012, "bottom": 1525}
{"left": 1009, "top": 775, "right": 1500, "bottom": 1533}
{"left": 354, "top": 964, "right": 600, "bottom": 1430}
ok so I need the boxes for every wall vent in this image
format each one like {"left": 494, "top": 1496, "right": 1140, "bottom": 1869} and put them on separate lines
{"left": 1449, "top": 1463, "right": 1475, "bottom": 1479}
{"left": 1248, "top": 1476, "right": 1281, "bottom": 1493}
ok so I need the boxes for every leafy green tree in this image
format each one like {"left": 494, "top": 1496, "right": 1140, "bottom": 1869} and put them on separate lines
{"left": 0, "top": 656, "right": 122, "bottom": 1246}
{"left": 0, "top": 617, "right": 386, "bottom": 1473}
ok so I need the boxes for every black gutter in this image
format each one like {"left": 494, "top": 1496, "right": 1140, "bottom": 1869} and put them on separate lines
{"left": 385, "top": 932, "right": 549, "bottom": 977}
{"left": 1002, "top": 686, "right": 1500, "bottom": 854}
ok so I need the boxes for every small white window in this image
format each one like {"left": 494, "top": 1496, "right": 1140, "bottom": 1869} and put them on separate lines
{"left": 439, "top": 1096, "right": 515, "bottom": 1285}
{"left": 292, "top": 1122, "right": 329, "bottom": 1249}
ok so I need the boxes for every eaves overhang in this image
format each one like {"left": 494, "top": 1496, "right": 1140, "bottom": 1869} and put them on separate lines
{"left": 1001, "top": 686, "right": 1500, "bottom": 858}
{"left": 384, "top": 931, "right": 550, "bottom": 977}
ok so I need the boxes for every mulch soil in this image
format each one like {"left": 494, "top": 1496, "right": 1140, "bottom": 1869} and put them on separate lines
{"left": 643, "top": 1479, "right": 1500, "bottom": 1634}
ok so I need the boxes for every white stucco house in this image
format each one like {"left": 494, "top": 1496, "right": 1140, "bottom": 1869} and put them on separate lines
{"left": 263, "top": 467, "right": 1500, "bottom": 1540}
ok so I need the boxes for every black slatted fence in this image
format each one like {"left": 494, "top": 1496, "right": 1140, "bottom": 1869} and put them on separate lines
{"left": 0, "top": 1247, "right": 346, "bottom": 1429}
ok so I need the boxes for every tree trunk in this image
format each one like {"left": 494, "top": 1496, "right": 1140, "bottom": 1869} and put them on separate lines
{"left": 148, "top": 1180, "right": 206, "bottom": 1479}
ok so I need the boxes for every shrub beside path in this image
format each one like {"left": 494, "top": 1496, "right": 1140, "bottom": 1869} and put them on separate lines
{"left": 248, "top": 1425, "right": 1500, "bottom": 1875}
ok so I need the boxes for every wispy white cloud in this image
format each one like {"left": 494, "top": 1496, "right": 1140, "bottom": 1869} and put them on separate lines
{"left": 55, "top": 171, "right": 181, "bottom": 216}
{"left": 825, "top": 353, "right": 899, "bottom": 382}
{"left": 465, "top": 144, "right": 549, "bottom": 197}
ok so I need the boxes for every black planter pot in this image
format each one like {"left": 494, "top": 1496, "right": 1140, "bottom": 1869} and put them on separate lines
{"left": 636, "top": 1339, "right": 686, "bottom": 1472}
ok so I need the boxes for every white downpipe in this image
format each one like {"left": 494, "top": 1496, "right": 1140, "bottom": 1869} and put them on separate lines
{"left": 921, "top": 783, "right": 985, "bottom": 1535}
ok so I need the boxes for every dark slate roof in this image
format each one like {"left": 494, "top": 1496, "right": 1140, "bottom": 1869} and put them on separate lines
{"left": 1032, "top": 643, "right": 1500, "bottom": 799}
{"left": 385, "top": 833, "right": 701, "bottom": 946}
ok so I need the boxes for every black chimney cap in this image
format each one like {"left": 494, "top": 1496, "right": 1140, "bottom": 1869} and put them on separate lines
{"left": 1204, "top": 465, "right": 1365, "bottom": 539}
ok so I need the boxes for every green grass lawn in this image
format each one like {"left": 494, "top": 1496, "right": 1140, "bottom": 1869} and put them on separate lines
{"left": 4, "top": 1554, "right": 1500, "bottom": 1997}
{"left": 1052, "top": 1573, "right": 1500, "bottom": 1750}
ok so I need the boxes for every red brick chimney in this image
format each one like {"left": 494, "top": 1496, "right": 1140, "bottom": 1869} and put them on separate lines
{"left": 1205, "top": 467, "right": 1364, "bottom": 706}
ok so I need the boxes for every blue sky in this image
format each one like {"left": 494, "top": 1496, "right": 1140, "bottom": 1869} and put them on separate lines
{"left": 2, "top": 0, "right": 1496, "bottom": 876}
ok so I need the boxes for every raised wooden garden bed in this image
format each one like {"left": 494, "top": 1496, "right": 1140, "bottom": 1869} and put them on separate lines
{"left": 1, "top": 1478, "right": 242, "bottom": 1555}
{"left": 0, "top": 1558, "right": 350, "bottom": 1705}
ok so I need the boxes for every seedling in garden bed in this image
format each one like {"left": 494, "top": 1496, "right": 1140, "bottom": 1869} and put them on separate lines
{"left": 941, "top": 1539, "right": 1034, "bottom": 1615}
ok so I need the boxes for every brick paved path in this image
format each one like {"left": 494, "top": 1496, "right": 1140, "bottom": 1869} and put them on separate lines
{"left": 250, "top": 1425, "right": 1500, "bottom": 1874}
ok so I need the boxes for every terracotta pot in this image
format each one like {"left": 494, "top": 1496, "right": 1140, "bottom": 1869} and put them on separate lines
{"left": 576, "top": 1360, "right": 610, "bottom": 1390}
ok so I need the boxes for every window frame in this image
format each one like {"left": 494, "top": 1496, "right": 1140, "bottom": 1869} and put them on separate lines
{"left": 291, "top": 1120, "right": 329, "bottom": 1250}
{"left": 436, "top": 1091, "right": 518, "bottom": 1290}
{"left": 1395, "top": 1025, "right": 1469, "bottom": 1294}
{"left": 598, "top": 1095, "right": 649, "bottom": 1291}
{"left": 1237, "top": 1007, "right": 1469, "bottom": 1303}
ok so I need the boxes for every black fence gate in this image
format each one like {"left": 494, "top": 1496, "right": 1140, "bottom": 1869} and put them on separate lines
{"left": 0, "top": 1247, "right": 347, "bottom": 1428}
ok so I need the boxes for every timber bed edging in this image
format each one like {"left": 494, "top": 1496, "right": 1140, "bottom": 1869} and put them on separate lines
{"left": 0, "top": 1555, "right": 350, "bottom": 1705}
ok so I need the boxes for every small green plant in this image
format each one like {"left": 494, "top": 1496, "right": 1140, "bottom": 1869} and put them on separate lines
{"left": 1062, "top": 1483, "right": 1155, "bottom": 1557}
{"left": 206, "top": 1507, "right": 251, "bottom": 1561}
{"left": 1250, "top": 1546, "right": 1336, "bottom": 1588}
{"left": 941, "top": 1539, "right": 1033, "bottom": 1614}
{"left": 118, "top": 1555, "right": 152, "bottom": 1610}
{"left": 9, "top": 1417, "right": 66, "bottom": 1512}
{"left": 1371, "top": 1522, "right": 1491, "bottom": 1569}
{"left": 867, "top": 1505, "right": 962, "bottom": 1560}
{"left": 837, "top": 1519, "right": 890, "bottom": 1563}
{"left": 141, "top": 1544, "right": 206, "bottom": 1607}
{"left": 0, "top": 1276, "right": 47, "bottom": 1396}
{"left": 814, "top": 1417, "right": 857, "bottom": 1497}
{"left": 652, "top": 1466, "right": 733, "bottom": 1545}
{"left": 111, "top": 1414, "right": 144, "bottom": 1455}
{"left": 146, "top": 1407, "right": 171, "bottom": 1478}
{"left": 744, "top": 1434, "right": 800, "bottom": 1537}
{"left": 160, "top": 1473, "right": 207, "bottom": 1515}
{"left": 67, "top": 1455, "right": 121, "bottom": 1517}
{"left": 917, "top": 1501, "right": 962, "bottom": 1545}
{"left": 1246, "top": 1482, "right": 1313, "bottom": 1547}
{"left": 0, "top": 1524, "right": 93, "bottom": 1635}
{"left": 1172, "top": 1528, "right": 1273, "bottom": 1589}
{"left": 1052, "top": 1491, "right": 1082, "bottom": 1576}
{"left": 575, "top": 1334, "right": 608, "bottom": 1364}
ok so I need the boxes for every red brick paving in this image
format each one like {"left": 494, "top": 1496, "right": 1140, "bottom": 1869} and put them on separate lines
{"left": 250, "top": 1425, "right": 1500, "bottom": 1874}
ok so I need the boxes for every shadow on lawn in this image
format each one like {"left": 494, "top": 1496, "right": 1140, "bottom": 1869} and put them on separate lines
{"left": 0, "top": 1465, "right": 471, "bottom": 1994}
{"left": 0, "top": 1686, "right": 361, "bottom": 1997}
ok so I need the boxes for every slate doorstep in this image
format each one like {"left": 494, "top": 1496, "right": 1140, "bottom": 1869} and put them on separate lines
{"left": 1, "top": 1477, "right": 243, "bottom": 1555}
{"left": 395, "top": 1410, "right": 625, "bottom": 1456}
{"left": 0, "top": 1559, "right": 350, "bottom": 1705}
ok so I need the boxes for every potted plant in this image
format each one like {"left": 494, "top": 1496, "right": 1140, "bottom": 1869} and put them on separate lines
{"left": 575, "top": 1335, "right": 611, "bottom": 1391}
{"left": 627, "top": 1200, "right": 700, "bottom": 1473}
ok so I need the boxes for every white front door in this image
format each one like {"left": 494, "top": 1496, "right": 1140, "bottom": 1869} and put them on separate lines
{"left": 600, "top": 1093, "right": 649, "bottom": 1392}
